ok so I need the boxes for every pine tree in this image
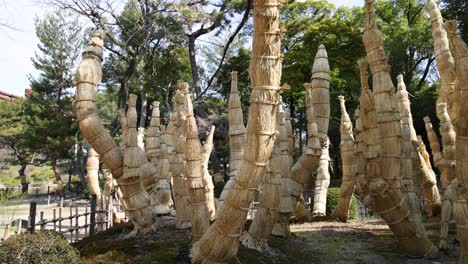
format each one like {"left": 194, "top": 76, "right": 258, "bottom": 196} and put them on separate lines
{"left": 24, "top": 10, "right": 83, "bottom": 196}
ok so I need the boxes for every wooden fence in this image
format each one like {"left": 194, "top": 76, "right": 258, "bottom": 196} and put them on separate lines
{"left": 1, "top": 194, "right": 123, "bottom": 243}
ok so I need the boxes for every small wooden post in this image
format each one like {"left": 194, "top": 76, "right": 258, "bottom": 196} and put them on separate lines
{"left": 35, "top": 188, "right": 38, "bottom": 197}
{"left": 29, "top": 202, "right": 37, "bottom": 233}
{"left": 47, "top": 195, "right": 51, "bottom": 206}
{"left": 47, "top": 185, "right": 50, "bottom": 195}
{"left": 108, "top": 195, "right": 113, "bottom": 228}
{"left": 69, "top": 205, "right": 73, "bottom": 241}
{"left": 100, "top": 194, "right": 104, "bottom": 231}
{"left": 90, "top": 194, "right": 96, "bottom": 235}
{"left": 3, "top": 224, "right": 9, "bottom": 241}
{"left": 16, "top": 219, "right": 21, "bottom": 235}
{"left": 60, "top": 197, "right": 63, "bottom": 208}
{"left": 53, "top": 209, "right": 57, "bottom": 231}
{"left": 75, "top": 206, "right": 79, "bottom": 242}
{"left": 84, "top": 206, "right": 88, "bottom": 237}
{"left": 40, "top": 211, "right": 45, "bottom": 230}
{"left": 58, "top": 207, "right": 62, "bottom": 233}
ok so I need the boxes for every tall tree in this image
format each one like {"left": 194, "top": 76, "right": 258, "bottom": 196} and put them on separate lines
{"left": 24, "top": 10, "right": 83, "bottom": 196}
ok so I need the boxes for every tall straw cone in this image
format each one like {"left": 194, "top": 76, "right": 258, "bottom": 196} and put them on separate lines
{"left": 191, "top": 0, "right": 282, "bottom": 261}
{"left": 396, "top": 75, "right": 441, "bottom": 216}
{"left": 217, "top": 71, "right": 246, "bottom": 214}
{"left": 179, "top": 82, "right": 210, "bottom": 242}
{"left": 311, "top": 45, "right": 331, "bottom": 216}
{"left": 172, "top": 91, "right": 192, "bottom": 229}
{"left": 426, "top": 0, "right": 458, "bottom": 120}
{"left": 437, "top": 103, "right": 456, "bottom": 190}
{"left": 362, "top": 1, "right": 438, "bottom": 257}
{"left": 331, "top": 96, "right": 356, "bottom": 222}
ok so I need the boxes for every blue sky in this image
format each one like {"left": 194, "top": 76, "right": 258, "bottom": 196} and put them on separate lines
{"left": 0, "top": 0, "right": 362, "bottom": 96}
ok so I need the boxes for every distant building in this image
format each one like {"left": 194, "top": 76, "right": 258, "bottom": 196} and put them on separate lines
{"left": 0, "top": 91, "right": 18, "bottom": 101}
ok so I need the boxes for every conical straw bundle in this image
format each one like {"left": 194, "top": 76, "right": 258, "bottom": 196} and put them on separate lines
{"left": 438, "top": 103, "right": 456, "bottom": 190}
{"left": 332, "top": 96, "right": 356, "bottom": 222}
{"left": 120, "top": 94, "right": 158, "bottom": 235}
{"left": 192, "top": 0, "right": 283, "bottom": 261}
{"left": 217, "top": 71, "right": 246, "bottom": 213}
{"left": 86, "top": 147, "right": 101, "bottom": 199}
{"left": 312, "top": 140, "right": 331, "bottom": 216}
{"left": 179, "top": 82, "right": 210, "bottom": 242}
{"left": 243, "top": 106, "right": 282, "bottom": 251}
{"left": 423, "top": 116, "right": 445, "bottom": 183}
{"left": 361, "top": 1, "right": 438, "bottom": 257}
{"left": 172, "top": 91, "right": 192, "bottom": 229}
{"left": 396, "top": 75, "right": 441, "bottom": 216}
{"left": 203, "top": 126, "right": 217, "bottom": 221}
{"left": 272, "top": 110, "right": 294, "bottom": 238}
{"left": 426, "top": 0, "right": 458, "bottom": 119}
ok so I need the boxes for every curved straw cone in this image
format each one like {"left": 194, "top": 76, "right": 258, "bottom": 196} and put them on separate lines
{"left": 445, "top": 20, "right": 468, "bottom": 198}
{"left": 121, "top": 94, "right": 158, "bottom": 235}
{"left": 217, "top": 71, "right": 246, "bottom": 213}
{"left": 362, "top": 1, "right": 438, "bottom": 257}
{"left": 191, "top": 0, "right": 282, "bottom": 261}
{"left": 272, "top": 111, "right": 294, "bottom": 238}
{"left": 74, "top": 31, "right": 123, "bottom": 187}
{"left": 400, "top": 112, "right": 430, "bottom": 241}
{"left": 437, "top": 103, "right": 456, "bottom": 190}
{"left": 426, "top": 0, "right": 458, "bottom": 120}
{"left": 75, "top": 31, "right": 158, "bottom": 231}
{"left": 290, "top": 83, "right": 321, "bottom": 221}
{"left": 311, "top": 45, "right": 331, "bottom": 216}
{"left": 86, "top": 147, "right": 101, "bottom": 201}
{"left": 439, "top": 179, "right": 468, "bottom": 263}
{"left": 332, "top": 96, "right": 356, "bottom": 222}
{"left": 417, "top": 136, "right": 442, "bottom": 216}
{"left": 172, "top": 92, "right": 192, "bottom": 229}
{"left": 396, "top": 75, "right": 441, "bottom": 216}
{"left": 423, "top": 116, "right": 446, "bottom": 185}
{"left": 179, "top": 82, "right": 210, "bottom": 242}
{"left": 243, "top": 106, "right": 282, "bottom": 251}
{"left": 203, "top": 125, "right": 217, "bottom": 221}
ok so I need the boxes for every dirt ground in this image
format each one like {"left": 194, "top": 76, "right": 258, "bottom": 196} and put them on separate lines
{"left": 74, "top": 216, "right": 459, "bottom": 264}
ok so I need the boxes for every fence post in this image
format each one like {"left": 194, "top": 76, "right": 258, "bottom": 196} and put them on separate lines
{"left": 90, "top": 194, "right": 96, "bottom": 235}
{"left": 40, "top": 211, "right": 45, "bottom": 230}
{"left": 29, "top": 202, "right": 37, "bottom": 233}
{"left": 53, "top": 209, "right": 57, "bottom": 231}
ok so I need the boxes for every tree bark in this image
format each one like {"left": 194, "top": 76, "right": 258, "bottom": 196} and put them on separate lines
{"left": 52, "top": 158, "right": 64, "bottom": 197}
{"left": 18, "top": 162, "right": 28, "bottom": 194}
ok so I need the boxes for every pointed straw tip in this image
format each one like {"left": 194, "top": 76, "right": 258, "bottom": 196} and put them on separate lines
{"left": 128, "top": 94, "right": 138, "bottom": 107}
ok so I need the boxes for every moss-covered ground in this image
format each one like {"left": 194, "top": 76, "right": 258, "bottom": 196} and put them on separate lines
{"left": 74, "top": 216, "right": 459, "bottom": 264}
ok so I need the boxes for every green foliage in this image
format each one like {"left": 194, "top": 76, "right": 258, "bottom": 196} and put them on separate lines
{"left": 24, "top": 10, "right": 82, "bottom": 163}
{"left": 30, "top": 168, "right": 55, "bottom": 183}
{"left": 0, "top": 231, "right": 82, "bottom": 264}
{"left": 324, "top": 187, "right": 358, "bottom": 219}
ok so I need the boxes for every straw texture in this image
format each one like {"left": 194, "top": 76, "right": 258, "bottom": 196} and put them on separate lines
{"left": 272, "top": 110, "right": 294, "bottom": 238}
{"left": 173, "top": 90, "right": 192, "bottom": 229}
{"left": 217, "top": 71, "right": 246, "bottom": 213}
{"left": 311, "top": 45, "right": 331, "bottom": 216}
{"left": 121, "top": 94, "right": 159, "bottom": 234}
{"left": 445, "top": 20, "right": 468, "bottom": 198}
{"left": 362, "top": 1, "right": 438, "bottom": 257}
{"left": 426, "top": 0, "right": 458, "bottom": 120}
{"left": 289, "top": 83, "right": 321, "bottom": 220}
{"left": 243, "top": 106, "right": 282, "bottom": 251}
{"left": 396, "top": 75, "right": 441, "bottom": 216}
{"left": 86, "top": 147, "right": 101, "bottom": 199}
{"left": 179, "top": 82, "right": 210, "bottom": 242}
{"left": 331, "top": 96, "right": 356, "bottom": 222}
{"left": 437, "top": 103, "right": 456, "bottom": 190}
{"left": 203, "top": 125, "right": 217, "bottom": 221}
{"left": 191, "top": 0, "right": 282, "bottom": 261}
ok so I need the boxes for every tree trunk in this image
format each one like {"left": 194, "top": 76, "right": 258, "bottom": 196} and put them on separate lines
{"left": 52, "top": 158, "right": 63, "bottom": 197}
{"left": 188, "top": 36, "right": 207, "bottom": 118}
{"left": 192, "top": 0, "right": 282, "bottom": 260}
{"left": 18, "top": 162, "right": 28, "bottom": 194}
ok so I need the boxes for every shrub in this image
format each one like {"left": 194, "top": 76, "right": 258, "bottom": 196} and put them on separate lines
{"left": 315, "top": 187, "right": 358, "bottom": 219}
{"left": 0, "top": 231, "right": 82, "bottom": 264}
{"left": 30, "top": 169, "right": 55, "bottom": 183}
